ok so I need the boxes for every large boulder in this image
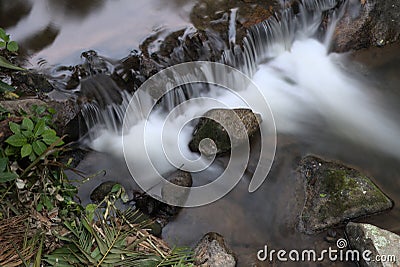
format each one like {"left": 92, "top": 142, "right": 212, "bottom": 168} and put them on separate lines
{"left": 194, "top": 232, "right": 236, "bottom": 267}
{"left": 346, "top": 223, "right": 400, "bottom": 267}
{"left": 298, "top": 156, "right": 393, "bottom": 234}
{"left": 333, "top": 0, "right": 400, "bottom": 52}
{"left": 189, "top": 108, "right": 261, "bottom": 157}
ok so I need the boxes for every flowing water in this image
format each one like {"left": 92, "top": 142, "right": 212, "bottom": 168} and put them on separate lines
{"left": 2, "top": 0, "right": 400, "bottom": 266}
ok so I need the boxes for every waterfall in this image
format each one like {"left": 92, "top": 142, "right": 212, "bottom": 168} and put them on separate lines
{"left": 81, "top": 0, "right": 342, "bottom": 141}
{"left": 81, "top": 0, "right": 400, "bottom": 184}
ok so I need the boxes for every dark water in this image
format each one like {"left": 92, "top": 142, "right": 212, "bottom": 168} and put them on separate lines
{"left": 2, "top": 1, "right": 400, "bottom": 266}
{"left": 2, "top": 0, "right": 195, "bottom": 65}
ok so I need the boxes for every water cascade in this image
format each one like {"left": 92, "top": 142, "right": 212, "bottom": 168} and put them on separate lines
{"left": 81, "top": 0, "right": 400, "bottom": 183}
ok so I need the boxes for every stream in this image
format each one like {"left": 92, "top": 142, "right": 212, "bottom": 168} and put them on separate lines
{"left": 2, "top": 0, "right": 400, "bottom": 266}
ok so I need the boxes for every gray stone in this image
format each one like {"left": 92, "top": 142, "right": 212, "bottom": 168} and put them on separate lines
{"left": 189, "top": 108, "right": 261, "bottom": 157}
{"left": 298, "top": 156, "right": 393, "bottom": 234}
{"left": 194, "top": 232, "right": 236, "bottom": 267}
{"left": 161, "top": 170, "right": 192, "bottom": 206}
{"left": 346, "top": 223, "right": 400, "bottom": 267}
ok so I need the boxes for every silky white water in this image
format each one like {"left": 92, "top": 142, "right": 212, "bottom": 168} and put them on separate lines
{"left": 89, "top": 1, "right": 400, "bottom": 183}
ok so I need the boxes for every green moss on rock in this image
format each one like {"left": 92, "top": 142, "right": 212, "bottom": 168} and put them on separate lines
{"left": 299, "top": 156, "right": 393, "bottom": 234}
{"left": 189, "top": 108, "right": 261, "bottom": 156}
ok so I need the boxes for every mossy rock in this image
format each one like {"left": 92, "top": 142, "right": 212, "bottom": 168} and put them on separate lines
{"left": 90, "top": 181, "right": 119, "bottom": 203}
{"left": 299, "top": 156, "right": 393, "bottom": 234}
{"left": 189, "top": 108, "right": 261, "bottom": 157}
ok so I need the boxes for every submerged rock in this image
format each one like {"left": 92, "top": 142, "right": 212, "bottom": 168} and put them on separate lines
{"left": 90, "top": 181, "right": 118, "bottom": 203}
{"left": 333, "top": 0, "right": 400, "bottom": 52}
{"left": 161, "top": 170, "right": 192, "bottom": 207}
{"left": 136, "top": 170, "right": 193, "bottom": 226}
{"left": 298, "top": 156, "right": 393, "bottom": 234}
{"left": 346, "top": 222, "right": 400, "bottom": 267}
{"left": 189, "top": 108, "right": 261, "bottom": 157}
{"left": 194, "top": 232, "right": 236, "bottom": 267}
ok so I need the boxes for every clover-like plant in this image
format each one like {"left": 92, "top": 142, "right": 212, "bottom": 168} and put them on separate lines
{"left": 0, "top": 27, "right": 18, "bottom": 52}
{"left": 5, "top": 118, "right": 64, "bottom": 161}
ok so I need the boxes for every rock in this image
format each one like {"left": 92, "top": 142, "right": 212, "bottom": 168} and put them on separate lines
{"left": 10, "top": 71, "right": 54, "bottom": 96}
{"left": 190, "top": 0, "right": 276, "bottom": 45}
{"left": 194, "top": 232, "right": 236, "bottom": 267}
{"left": 346, "top": 223, "right": 400, "bottom": 267}
{"left": 189, "top": 108, "right": 261, "bottom": 157}
{"left": 333, "top": 0, "right": 400, "bottom": 52}
{"left": 0, "top": 98, "right": 81, "bottom": 141}
{"left": 90, "top": 181, "right": 118, "bottom": 203}
{"left": 47, "top": 99, "right": 81, "bottom": 140}
{"left": 136, "top": 170, "right": 193, "bottom": 227}
{"left": 0, "top": 98, "right": 47, "bottom": 114}
{"left": 298, "top": 156, "right": 393, "bottom": 234}
{"left": 161, "top": 170, "right": 192, "bottom": 207}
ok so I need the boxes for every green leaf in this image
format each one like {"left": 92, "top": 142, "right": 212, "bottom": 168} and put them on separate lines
{"left": 0, "top": 56, "right": 25, "bottom": 71}
{"left": 22, "top": 118, "right": 34, "bottom": 131}
{"left": 7, "top": 41, "right": 18, "bottom": 52}
{"left": 47, "top": 107, "right": 56, "bottom": 114}
{"left": 33, "top": 119, "right": 46, "bottom": 137}
{"left": 32, "top": 140, "right": 47, "bottom": 156}
{"left": 0, "top": 158, "right": 8, "bottom": 172}
{"left": 9, "top": 122, "right": 20, "bottom": 134}
{"left": 22, "top": 130, "right": 33, "bottom": 139}
{"left": 29, "top": 152, "right": 37, "bottom": 162}
{"left": 5, "top": 146, "right": 18, "bottom": 156}
{"left": 33, "top": 105, "right": 47, "bottom": 115}
{"left": 85, "top": 204, "right": 97, "bottom": 222}
{"left": 42, "top": 132, "right": 63, "bottom": 146}
{"left": 111, "top": 184, "right": 122, "bottom": 193}
{"left": 0, "top": 172, "right": 18, "bottom": 183}
{"left": 6, "top": 133, "right": 27, "bottom": 147}
{"left": 42, "top": 195, "right": 54, "bottom": 210}
{"left": 0, "top": 41, "right": 5, "bottom": 48}
{"left": 0, "top": 28, "right": 8, "bottom": 41}
{"left": 34, "top": 235, "right": 44, "bottom": 267}
{"left": 36, "top": 203, "right": 43, "bottom": 212}
{"left": 0, "top": 80, "right": 15, "bottom": 93}
{"left": 21, "top": 144, "right": 32, "bottom": 158}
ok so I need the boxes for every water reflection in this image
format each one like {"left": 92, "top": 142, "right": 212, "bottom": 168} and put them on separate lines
{"left": 46, "top": 0, "right": 106, "bottom": 19}
{"left": 4, "top": 0, "right": 196, "bottom": 66}
{"left": 0, "top": 0, "right": 32, "bottom": 28}
{"left": 19, "top": 24, "right": 60, "bottom": 56}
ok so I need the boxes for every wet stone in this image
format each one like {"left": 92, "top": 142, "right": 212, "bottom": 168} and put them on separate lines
{"left": 346, "top": 222, "right": 400, "bottom": 267}
{"left": 90, "top": 181, "right": 118, "bottom": 203}
{"left": 298, "top": 156, "right": 393, "bottom": 234}
{"left": 135, "top": 170, "right": 193, "bottom": 227}
{"left": 194, "top": 232, "right": 236, "bottom": 267}
{"left": 189, "top": 108, "right": 262, "bottom": 157}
